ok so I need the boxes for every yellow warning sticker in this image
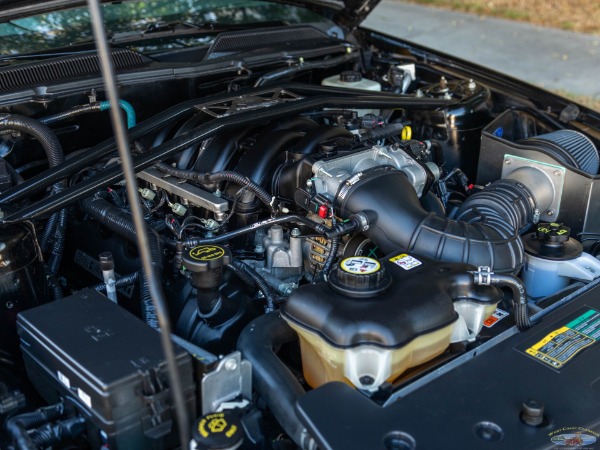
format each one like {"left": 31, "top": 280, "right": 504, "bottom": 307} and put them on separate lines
{"left": 526, "top": 309, "right": 600, "bottom": 369}
{"left": 389, "top": 253, "right": 422, "bottom": 270}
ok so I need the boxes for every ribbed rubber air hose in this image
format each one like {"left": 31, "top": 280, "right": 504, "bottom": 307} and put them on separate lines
{"left": 336, "top": 169, "right": 536, "bottom": 273}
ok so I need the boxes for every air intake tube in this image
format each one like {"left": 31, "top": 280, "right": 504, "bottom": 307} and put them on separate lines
{"left": 335, "top": 168, "right": 537, "bottom": 273}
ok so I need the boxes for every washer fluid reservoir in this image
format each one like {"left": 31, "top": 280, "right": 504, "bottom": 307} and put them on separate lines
{"left": 281, "top": 253, "right": 501, "bottom": 391}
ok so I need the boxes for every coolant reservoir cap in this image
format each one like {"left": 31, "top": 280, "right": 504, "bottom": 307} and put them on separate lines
{"left": 183, "top": 245, "right": 232, "bottom": 272}
{"left": 524, "top": 223, "right": 582, "bottom": 260}
{"left": 339, "top": 70, "right": 362, "bottom": 83}
{"left": 191, "top": 411, "right": 244, "bottom": 450}
{"left": 329, "top": 256, "right": 392, "bottom": 298}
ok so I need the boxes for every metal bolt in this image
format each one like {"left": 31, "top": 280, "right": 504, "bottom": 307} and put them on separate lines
{"left": 468, "top": 78, "right": 477, "bottom": 91}
{"left": 440, "top": 76, "right": 447, "bottom": 88}
{"left": 5, "top": 301, "right": 13, "bottom": 309}
{"left": 306, "top": 179, "right": 313, "bottom": 188}
{"left": 521, "top": 399, "right": 544, "bottom": 426}
{"left": 291, "top": 228, "right": 301, "bottom": 237}
{"left": 546, "top": 210, "right": 554, "bottom": 216}
{"left": 505, "top": 158, "right": 512, "bottom": 165}
{"left": 224, "top": 359, "right": 238, "bottom": 371}
{"left": 554, "top": 170, "right": 561, "bottom": 177}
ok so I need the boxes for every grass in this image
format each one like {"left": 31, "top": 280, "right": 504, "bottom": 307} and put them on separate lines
{"left": 553, "top": 90, "right": 600, "bottom": 113}
{"left": 403, "top": 0, "right": 600, "bottom": 35}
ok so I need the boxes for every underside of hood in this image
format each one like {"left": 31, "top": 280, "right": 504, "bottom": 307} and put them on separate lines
{"left": 0, "top": 0, "right": 381, "bottom": 29}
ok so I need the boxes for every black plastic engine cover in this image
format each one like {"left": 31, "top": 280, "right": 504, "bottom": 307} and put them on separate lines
{"left": 281, "top": 252, "right": 500, "bottom": 348}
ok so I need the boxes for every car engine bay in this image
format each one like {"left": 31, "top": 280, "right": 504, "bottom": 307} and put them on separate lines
{"left": 1, "top": 18, "right": 600, "bottom": 450}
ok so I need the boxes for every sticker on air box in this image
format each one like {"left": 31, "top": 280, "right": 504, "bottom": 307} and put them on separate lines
{"left": 389, "top": 253, "right": 422, "bottom": 270}
{"left": 525, "top": 309, "right": 600, "bottom": 369}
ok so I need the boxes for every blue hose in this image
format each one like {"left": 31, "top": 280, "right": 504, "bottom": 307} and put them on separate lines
{"left": 99, "top": 100, "right": 136, "bottom": 129}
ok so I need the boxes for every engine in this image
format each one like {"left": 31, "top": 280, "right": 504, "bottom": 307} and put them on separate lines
{"left": 2, "top": 54, "right": 600, "bottom": 450}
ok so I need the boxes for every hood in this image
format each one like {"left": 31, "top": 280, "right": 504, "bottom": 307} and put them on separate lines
{"left": 268, "top": 0, "right": 380, "bottom": 28}
{"left": 0, "top": 0, "right": 380, "bottom": 30}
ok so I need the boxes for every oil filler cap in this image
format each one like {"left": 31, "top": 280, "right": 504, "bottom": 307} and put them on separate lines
{"left": 183, "top": 245, "right": 232, "bottom": 272}
{"left": 191, "top": 411, "right": 244, "bottom": 450}
{"left": 328, "top": 256, "right": 392, "bottom": 298}
{"left": 183, "top": 245, "right": 232, "bottom": 290}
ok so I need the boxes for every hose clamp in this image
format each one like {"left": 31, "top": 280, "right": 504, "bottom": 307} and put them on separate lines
{"left": 349, "top": 211, "right": 369, "bottom": 232}
{"left": 474, "top": 266, "right": 493, "bottom": 285}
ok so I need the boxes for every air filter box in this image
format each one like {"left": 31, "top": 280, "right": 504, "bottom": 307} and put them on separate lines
{"left": 17, "top": 289, "right": 196, "bottom": 449}
{"left": 477, "top": 109, "right": 600, "bottom": 233}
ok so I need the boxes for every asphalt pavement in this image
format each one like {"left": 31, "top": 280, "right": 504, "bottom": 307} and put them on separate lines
{"left": 364, "top": 1, "right": 600, "bottom": 99}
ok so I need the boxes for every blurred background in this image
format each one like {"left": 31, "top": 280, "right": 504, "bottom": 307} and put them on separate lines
{"left": 364, "top": 0, "right": 600, "bottom": 111}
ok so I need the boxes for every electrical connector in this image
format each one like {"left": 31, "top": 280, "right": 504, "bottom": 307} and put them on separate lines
{"left": 138, "top": 188, "right": 156, "bottom": 201}
{"left": 171, "top": 203, "right": 187, "bottom": 216}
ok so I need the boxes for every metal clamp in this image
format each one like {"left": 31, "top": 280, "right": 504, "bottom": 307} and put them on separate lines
{"left": 474, "top": 266, "right": 493, "bottom": 286}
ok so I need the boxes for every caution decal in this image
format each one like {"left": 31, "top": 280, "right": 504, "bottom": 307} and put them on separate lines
{"left": 525, "top": 309, "right": 600, "bottom": 369}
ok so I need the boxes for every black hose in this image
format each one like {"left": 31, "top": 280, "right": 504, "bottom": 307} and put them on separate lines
{"left": 454, "top": 179, "right": 536, "bottom": 235}
{"left": 237, "top": 313, "right": 317, "bottom": 450}
{"left": 321, "top": 236, "right": 339, "bottom": 280}
{"left": 47, "top": 209, "right": 67, "bottom": 276}
{"left": 358, "top": 122, "right": 405, "bottom": 143}
{"left": 319, "top": 208, "right": 339, "bottom": 280}
{"left": 336, "top": 168, "right": 534, "bottom": 273}
{"left": 40, "top": 211, "right": 59, "bottom": 252}
{"left": 472, "top": 268, "right": 532, "bottom": 331}
{"left": 490, "top": 274, "right": 531, "bottom": 331}
{"left": 0, "top": 115, "right": 64, "bottom": 167}
{"left": 172, "top": 215, "right": 358, "bottom": 248}
{"left": 254, "top": 53, "right": 358, "bottom": 87}
{"left": 5, "top": 403, "right": 64, "bottom": 450}
{"left": 227, "top": 262, "right": 256, "bottom": 287}
{"left": 39, "top": 103, "right": 102, "bottom": 125}
{"left": 80, "top": 196, "right": 163, "bottom": 328}
{"left": 29, "top": 417, "right": 86, "bottom": 448}
{"left": 231, "top": 260, "right": 276, "bottom": 312}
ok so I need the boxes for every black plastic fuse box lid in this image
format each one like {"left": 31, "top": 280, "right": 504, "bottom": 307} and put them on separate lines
{"left": 16, "top": 289, "right": 195, "bottom": 446}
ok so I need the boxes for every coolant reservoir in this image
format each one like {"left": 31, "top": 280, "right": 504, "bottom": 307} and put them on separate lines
{"left": 321, "top": 71, "right": 381, "bottom": 116}
{"left": 522, "top": 223, "right": 600, "bottom": 299}
{"left": 281, "top": 254, "right": 501, "bottom": 391}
